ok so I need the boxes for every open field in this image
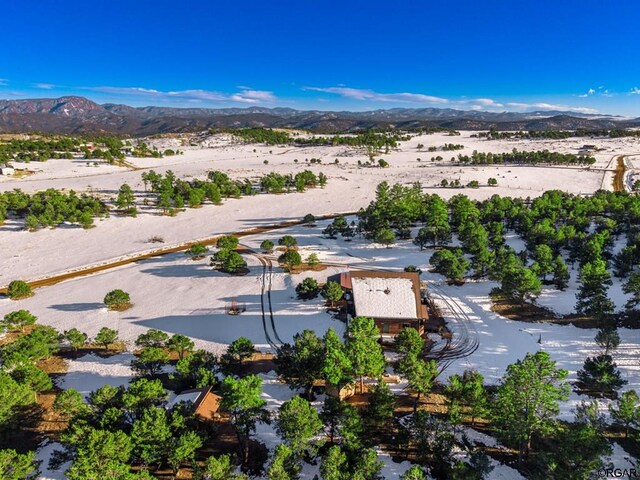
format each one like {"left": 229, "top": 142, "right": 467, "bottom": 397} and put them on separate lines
{"left": 0, "top": 131, "right": 626, "bottom": 284}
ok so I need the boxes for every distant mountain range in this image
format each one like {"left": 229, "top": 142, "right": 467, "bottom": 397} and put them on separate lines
{"left": 0, "top": 96, "right": 637, "bottom": 136}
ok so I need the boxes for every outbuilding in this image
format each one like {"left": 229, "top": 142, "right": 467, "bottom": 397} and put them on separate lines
{"left": 167, "top": 387, "right": 222, "bottom": 421}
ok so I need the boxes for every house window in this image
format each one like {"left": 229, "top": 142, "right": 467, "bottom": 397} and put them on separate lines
{"left": 382, "top": 323, "right": 390, "bottom": 334}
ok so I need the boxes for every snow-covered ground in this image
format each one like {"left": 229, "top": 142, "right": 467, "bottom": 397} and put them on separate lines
{"left": 57, "top": 352, "right": 135, "bottom": 397}
{"left": 1, "top": 131, "right": 630, "bottom": 284}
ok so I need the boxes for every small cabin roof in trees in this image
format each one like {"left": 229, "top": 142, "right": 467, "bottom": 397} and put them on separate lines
{"left": 167, "top": 387, "right": 221, "bottom": 421}
{"left": 341, "top": 271, "right": 428, "bottom": 321}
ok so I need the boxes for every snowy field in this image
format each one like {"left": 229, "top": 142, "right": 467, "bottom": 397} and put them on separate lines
{"left": 0, "top": 131, "right": 629, "bottom": 283}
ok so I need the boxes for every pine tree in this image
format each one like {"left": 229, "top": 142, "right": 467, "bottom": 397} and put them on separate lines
{"left": 594, "top": 327, "right": 620, "bottom": 356}
{"left": 608, "top": 390, "right": 640, "bottom": 438}
{"left": 575, "top": 258, "right": 614, "bottom": 320}
{"left": 577, "top": 354, "right": 627, "bottom": 398}
{"left": 492, "top": 351, "right": 569, "bottom": 464}
{"left": 221, "top": 375, "right": 267, "bottom": 464}
{"left": 275, "top": 330, "right": 324, "bottom": 399}
{"left": 322, "top": 329, "right": 352, "bottom": 387}
{"left": 275, "top": 396, "right": 323, "bottom": 458}
{"left": 346, "top": 317, "right": 385, "bottom": 393}
{"left": 552, "top": 255, "right": 570, "bottom": 290}
{"left": 623, "top": 271, "right": 640, "bottom": 310}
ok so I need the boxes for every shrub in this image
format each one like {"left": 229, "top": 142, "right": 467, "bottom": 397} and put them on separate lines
{"left": 221, "top": 250, "right": 247, "bottom": 273}
{"left": 3, "top": 309, "right": 37, "bottom": 332}
{"left": 296, "top": 278, "right": 320, "bottom": 299}
{"left": 303, "top": 213, "right": 316, "bottom": 225}
{"left": 278, "top": 235, "right": 298, "bottom": 249}
{"left": 7, "top": 280, "right": 32, "bottom": 300}
{"left": 260, "top": 239, "right": 275, "bottom": 253}
{"left": 216, "top": 235, "right": 239, "bottom": 250}
{"left": 104, "top": 289, "right": 131, "bottom": 310}
{"left": 279, "top": 250, "right": 302, "bottom": 270}
{"left": 307, "top": 253, "right": 320, "bottom": 267}
{"left": 185, "top": 243, "right": 209, "bottom": 260}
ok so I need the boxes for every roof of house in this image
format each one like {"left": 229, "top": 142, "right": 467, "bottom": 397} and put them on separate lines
{"left": 167, "top": 387, "right": 221, "bottom": 419}
{"left": 343, "top": 271, "right": 427, "bottom": 320}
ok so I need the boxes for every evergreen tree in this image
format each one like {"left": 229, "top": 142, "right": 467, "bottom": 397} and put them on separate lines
{"left": 346, "top": 317, "right": 385, "bottom": 393}
{"left": 365, "top": 380, "right": 395, "bottom": 431}
{"left": 135, "top": 329, "right": 169, "bottom": 348}
{"left": 95, "top": 327, "right": 118, "bottom": 350}
{"left": 492, "top": 351, "right": 569, "bottom": 464}
{"left": 594, "top": 327, "right": 620, "bottom": 355}
{"left": 394, "top": 327, "right": 424, "bottom": 357}
{"left": 551, "top": 255, "right": 570, "bottom": 290}
{"left": 429, "top": 249, "right": 469, "bottom": 282}
{"left": 220, "top": 337, "right": 255, "bottom": 375}
{"left": 531, "top": 244, "right": 554, "bottom": 280}
{"left": 260, "top": 239, "right": 275, "bottom": 253}
{"left": 220, "top": 375, "right": 267, "bottom": 464}
{"left": 131, "top": 347, "right": 170, "bottom": 377}
{"left": 166, "top": 334, "right": 195, "bottom": 360}
{"left": 295, "top": 278, "right": 320, "bottom": 299}
{"left": 116, "top": 183, "right": 135, "bottom": 211}
{"left": 275, "top": 330, "right": 324, "bottom": 399}
{"left": 275, "top": 396, "right": 323, "bottom": 458}
{"left": 501, "top": 263, "right": 542, "bottom": 305}
{"left": 322, "top": 281, "right": 344, "bottom": 307}
{"left": 401, "top": 465, "right": 428, "bottom": 480}
{"left": 167, "top": 431, "right": 203, "bottom": 476}
{"left": 406, "top": 358, "right": 438, "bottom": 413}
{"left": 2, "top": 309, "right": 37, "bottom": 333}
{"left": 374, "top": 227, "right": 396, "bottom": 248}
{"left": 62, "top": 328, "right": 88, "bottom": 356}
{"left": 577, "top": 354, "right": 627, "bottom": 397}
{"left": 266, "top": 444, "right": 299, "bottom": 480}
{"left": 322, "top": 328, "right": 352, "bottom": 387}
{"left": 623, "top": 271, "right": 640, "bottom": 310}
{"left": 608, "top": 389, "right": 640, "bottom": 438}
{"left": 0, "top": 449, "right": 40, "bottom": 480}
{"left": 575, "top": 258, "right": 614, "bottom": 320}
{"left": 130, "top": 406, "right": 171, "bottom": 466}
{"left": 202, "top": 454, "right": 248, "bottom": 480}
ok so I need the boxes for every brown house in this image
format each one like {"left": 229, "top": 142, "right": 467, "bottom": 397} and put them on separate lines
{"left": 340, "top": 270, "right": 429, "bottom": 337}
{"left": 167, "top": 387, "right": 222, "bottom": 421}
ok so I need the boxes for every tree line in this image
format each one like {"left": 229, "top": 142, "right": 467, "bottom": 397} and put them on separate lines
{"left": 0, "top": 188, "right": 108, "bottom": 230}
{"left": 455, "top": 148, "right": 596, "bottom": 166}
{"left": 479, "top": 128, "right": 640, "bottom": 140}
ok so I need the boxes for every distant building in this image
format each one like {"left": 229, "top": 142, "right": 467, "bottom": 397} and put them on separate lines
{"left": 0, "top": 167, "right": 15, "bottom": 176}
{"left": 167, "top": 387, "right": 221, "bottom": 421}
{"left": 340, "top": 270, "right": 430, "bottom": 337}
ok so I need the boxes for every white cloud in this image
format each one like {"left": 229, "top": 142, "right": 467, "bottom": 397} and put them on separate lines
{"left": 230, "top": 89, "right": 276, "bottom": 103}
{"left": 305, "top": 86, "right": 602, "bottom": 114}
{"left": 577, "top": 88, "right": 596, "bottom": 98}
{"left": 305, "top": 86, "right": 449, "bottom": 104}
{"left": 86, "top": 86, "right": 275, "bottom": 104}
{"left": 505, "top": 102, "right": 598, "bottom": 114}
{"left": 33, "top": 83, "right": 55, "bottom": 89}
{"left": 630, "top": 87, "right": 640, "bottom": 95}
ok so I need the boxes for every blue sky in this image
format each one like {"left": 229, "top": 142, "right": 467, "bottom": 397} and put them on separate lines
{"left": 2, "top": 0, "right": 640, "bottom": 115}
